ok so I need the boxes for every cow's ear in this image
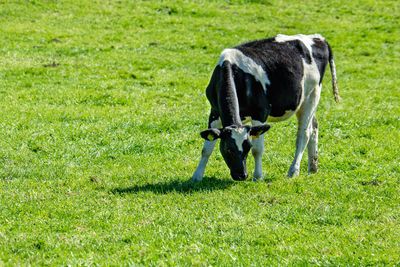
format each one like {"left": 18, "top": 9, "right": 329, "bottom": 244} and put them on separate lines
{"left": 200, "top": 128, "right": 221, "bottom": 141}
{"left": 249, "top": 124, "right": 271, "bottom": 138}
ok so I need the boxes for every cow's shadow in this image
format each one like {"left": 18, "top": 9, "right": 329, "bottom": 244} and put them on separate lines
{"left": 110, "top": 176, "right": 235, "bottom": 195}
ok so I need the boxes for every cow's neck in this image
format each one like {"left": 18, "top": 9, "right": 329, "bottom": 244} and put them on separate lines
{"left": 218, "top": 61, "right": 242, "bottom": 127}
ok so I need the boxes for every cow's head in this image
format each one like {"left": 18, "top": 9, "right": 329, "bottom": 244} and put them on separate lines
{"left": 200, "top": 124, "right": 270, "bottom": 181}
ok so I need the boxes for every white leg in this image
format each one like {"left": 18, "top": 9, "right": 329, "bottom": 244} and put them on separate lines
{"left": 252, "top": 135, "right": 265, "bottom": 181}
{"left": 251, "top": 120, "right": 265, "bottom": 181}
{"left": 287, "top": 117, "right": 312, "bottom": 178}
{"left": 287, "top": 86, "right": 321, "bottom": 178}
{"left": 191, "top": 140, "right": 217, "bottom": 182}
{"left": 307, "top": 115, "right": 318, "bottom": 173}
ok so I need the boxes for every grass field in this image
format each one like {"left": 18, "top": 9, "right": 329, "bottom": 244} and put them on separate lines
{"left": 0, "top": 0, "right": 399, "bottom": 265}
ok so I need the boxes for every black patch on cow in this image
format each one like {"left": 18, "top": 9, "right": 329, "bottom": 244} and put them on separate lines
{"left": 206, "top": 63, "right": 271, "bottom": 124}
{"left": 204, "top": 35, "right": 331, "bottom": 124}
{"left": 206, "top": 61, "right": 243, "bottom": 126}
{"left": 231, "top": 64, "right": 271, "bottom": 122}
{"left": 235, "top": 38, "right": 312, "bottom": 66}
{"left": 312, "top": 38, "right": 330, "bottom": 84}
{"left": 235, "top": 38, "right": 306, "bottom": 118}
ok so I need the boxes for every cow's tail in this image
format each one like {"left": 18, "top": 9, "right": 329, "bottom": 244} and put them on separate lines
{"left": 327, "top": 42, "right": 340, "bottom": 103}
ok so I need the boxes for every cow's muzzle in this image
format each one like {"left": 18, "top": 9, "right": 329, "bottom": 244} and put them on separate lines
{"left": 231, "top": 172, "right": 248, "bottom": 181}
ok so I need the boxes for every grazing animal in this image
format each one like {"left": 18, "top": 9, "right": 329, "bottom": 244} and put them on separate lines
{"left": 191, "top": 34, "right": 340, "bottom": 182}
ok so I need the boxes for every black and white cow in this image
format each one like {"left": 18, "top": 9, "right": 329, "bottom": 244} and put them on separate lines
{"left": 191, "top": 34, "right": 340, "bottom": 182}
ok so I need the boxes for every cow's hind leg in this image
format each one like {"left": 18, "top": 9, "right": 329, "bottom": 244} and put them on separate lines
{"left": 307, "top": 115, "right": 319, "bottom": 173}
{"left": 287, "top": 86, "right": 321, "bottom": 178}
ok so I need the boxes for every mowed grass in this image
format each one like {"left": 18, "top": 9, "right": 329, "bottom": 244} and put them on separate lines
{"left": 0, "top": 0, "right": 399, "bottom": 265}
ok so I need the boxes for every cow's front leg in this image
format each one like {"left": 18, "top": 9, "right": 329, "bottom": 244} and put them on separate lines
{"left": 251, "top": 134, "right": 265, "bottom": 181}
{"left": 251, "top": 120, "right": 266, "bottom": 181}
{"left": 191, "top": 139, "right": 217, "bottom": 182}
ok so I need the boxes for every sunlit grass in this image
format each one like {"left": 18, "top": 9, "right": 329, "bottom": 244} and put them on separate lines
{"left": 0, "top": 0, "right": 399, "bottom": 265}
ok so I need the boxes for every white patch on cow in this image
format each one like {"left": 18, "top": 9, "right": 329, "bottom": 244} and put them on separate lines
{"left": 231, "top": 127, "right": 249, "bottom": 152}
{"left": 303, "top": 61, "right": 320, "bottom": 89}
{"left": 275, "top": 34, "right": 324, "bottom": 56}
{"left": 217, "top": 48, "right": 270, "bottom": 92}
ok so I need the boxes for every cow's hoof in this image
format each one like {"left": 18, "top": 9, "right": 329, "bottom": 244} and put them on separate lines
{"left": 190, "top": 176, "right": 202, "bottom": 183}
{"left": 308, "top": 169, "right": 318, "bottom": 174}
{"left": 252, "top": 176, "right": 264, "bottom": 182}
{"left": 308, "top": 165, "right": 318, "bottom": 174}
{"left": 308, "top": 158, "right": 318, "bottom": 173}
{"left": 286, "top": 170, "right": 299, "bottom": 178}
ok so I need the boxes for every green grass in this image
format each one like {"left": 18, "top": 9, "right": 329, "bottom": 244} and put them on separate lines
{"left": 1, "top": 0, "right": 399, "bottom": 265}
